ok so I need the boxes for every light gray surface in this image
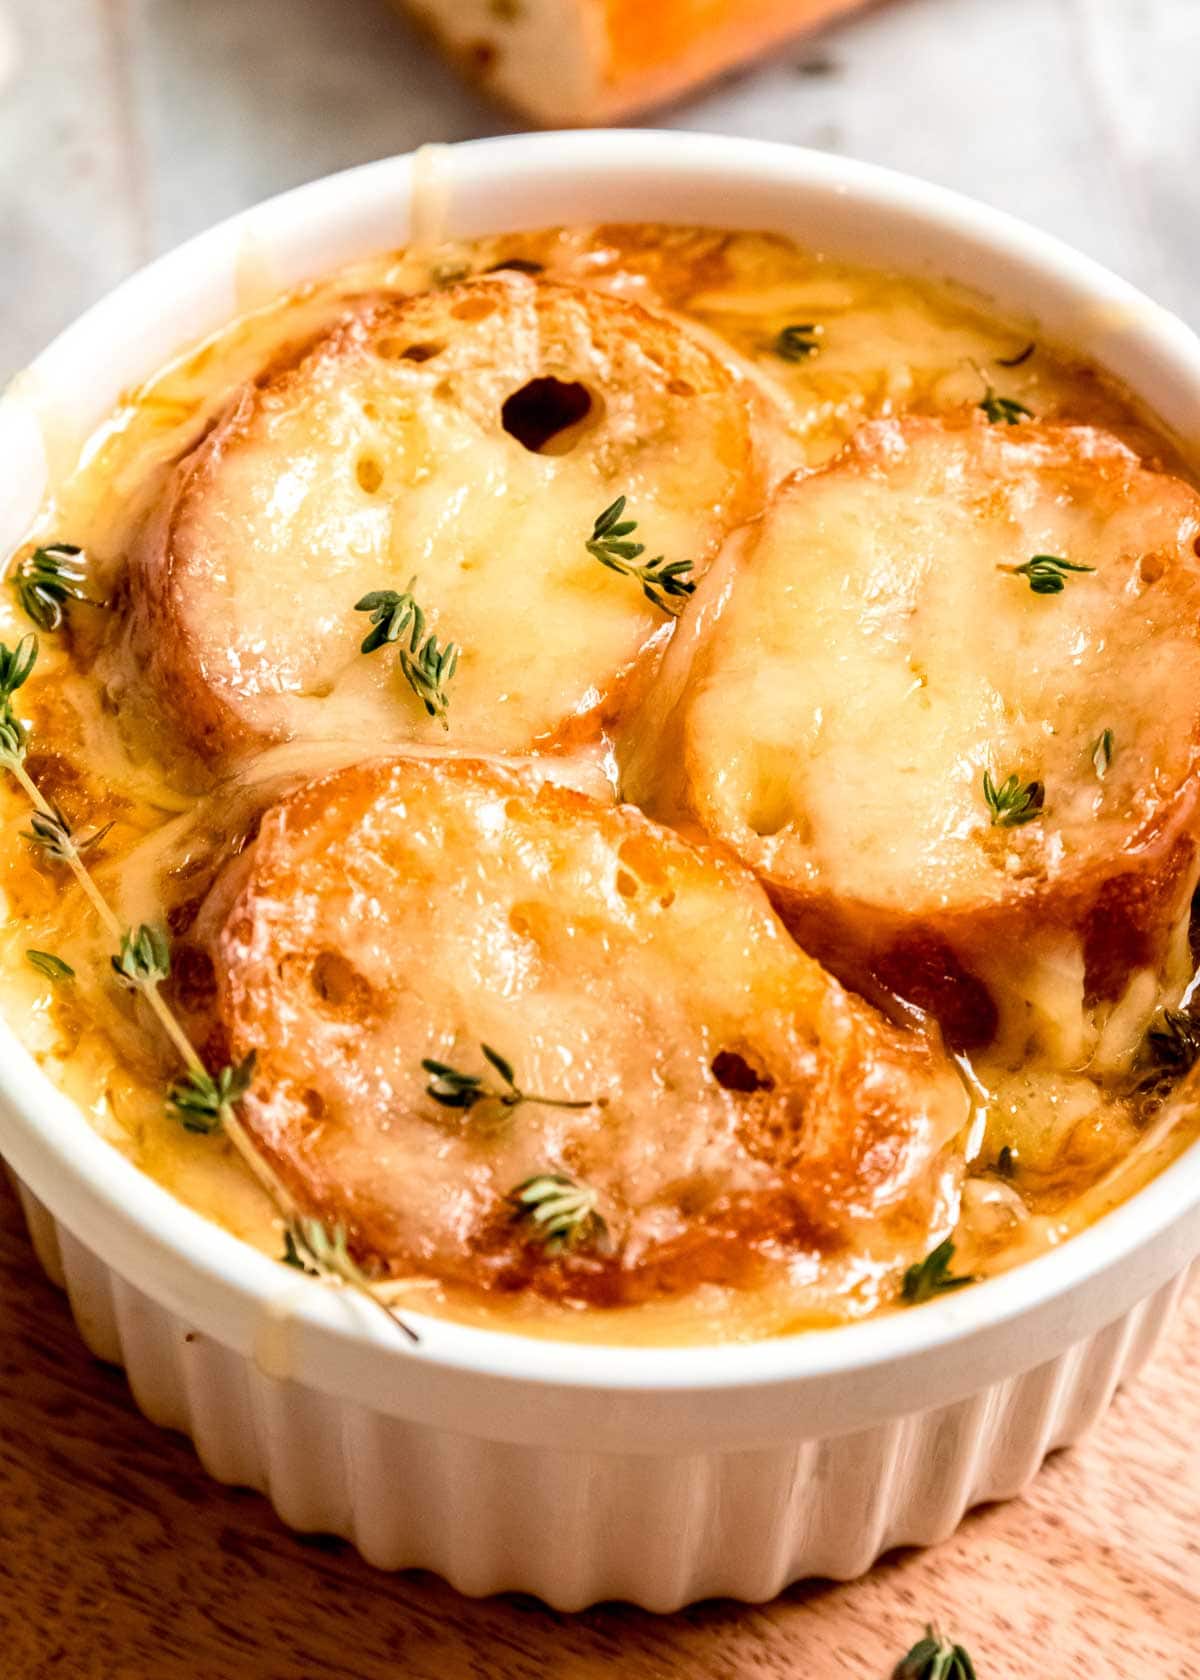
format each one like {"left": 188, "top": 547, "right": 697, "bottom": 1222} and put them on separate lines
{"left": 2, "top": 0, "right": 1197, "bottom": 379}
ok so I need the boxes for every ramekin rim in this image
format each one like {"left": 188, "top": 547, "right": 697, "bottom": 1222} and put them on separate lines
{"left": 3, "top": 128, "right": 1200, "bottom": 1401}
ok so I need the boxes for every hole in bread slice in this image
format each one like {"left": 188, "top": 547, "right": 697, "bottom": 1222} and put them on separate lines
{"left": 500, "top": 375, "right": 596, "bottom": 454}
{"left": 120, "top": 275, "right": 766, "bottom": 765}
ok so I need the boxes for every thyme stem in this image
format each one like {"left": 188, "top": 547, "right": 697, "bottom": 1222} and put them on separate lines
{"left": 3, "top": 641, "right": 415, "bottom": 1343}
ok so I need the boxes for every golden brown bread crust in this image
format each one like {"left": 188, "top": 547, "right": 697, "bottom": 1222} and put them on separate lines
{"left": 196, "top": 757, "right": 968, "bottom": 1303}
{"left": 399, "top": 0, "right": 871, "bottom": 126}
{"left": 124, "top": 274, "right": 764, "bottom": 767}
{"left": 623, "top": 415, "right": 1200, "bottom": 1057}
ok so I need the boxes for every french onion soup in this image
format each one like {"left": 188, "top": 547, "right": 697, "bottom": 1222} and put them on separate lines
{"left": 3, "top": 225, "right": 1199, "bottom": 1345}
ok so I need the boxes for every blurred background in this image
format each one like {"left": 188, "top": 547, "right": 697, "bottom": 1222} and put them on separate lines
{"left": 1, "top": 0, "right": 1196, "bottom": 378}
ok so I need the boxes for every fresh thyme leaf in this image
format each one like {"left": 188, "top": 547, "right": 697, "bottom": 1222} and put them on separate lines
{"left": 13, "top": 543, "right": 99, "bottom": 632}
{"left": 901, "top": 1238, "right": 973, "bottom": 1304}
{"left": 995, "top": 341, "right": 1036, "bottom": 368}
{"left": 773, "top": 322, "right": 821, "bottom": 361}
{"left": 1091, "top": 728, "right": 1114, "bottom": 779}
{"left": 0, "top": 633, "right": 37, "bottom": 702}
{"left": 26, "top": 948, "right": 74, "bottom": 982}
{"left": 400, "top": 631, "right": 458, "bottom": 725}
{"left": 0, "top": 708, "right": 27, "bottom": 769}
{"left": 894, "top": 1625, "right": 977, "bottom": 1680}
{"left": 22, "top": 802, "right": 113, "bottom": 863}
{"left": 1146, "top": 1009, "right": 1200, "bottom": 1072}
{"left": 111, "top": 923, "right": 171, "bottom": 987}
{"left": 23, "top": 807, "right": 72, "bottom": 860}
{"left": 1133, "top": 1007, "right": 1200, "bottom": 1105}
{"left": 355, "top": 581, "right": 421, "bottom": 654}
{"left": 355, "top": 578, "right": 459, "bottom": 726}
{"left": 509, "top": 1172, "right": 608, "bottom": 1255}
{"left": 281, "top": 1215, "right": 420, "bottom": 1343}
{"left": 485, "top": 255, "right": 542, "bottom": 274}
{"left": 423, "top": 1043, "right": 595, "bottom": 1123}
{"left": 0, "top": 637, "right": 35, "bottom": 767}
{"left": 1001, "top": 553, "right": 1095, "bottom": 595}
{"left": 979, "top": 385, "right": 1033, "bottom": 425}
{"left": 282, "top": 1215, "right": 363, "bottom": 1280}
{"left": 481, "top": 1042, "right": 516, "bottom": 1085}
{"left": 982, "top": 768, "right": 1045, "bottom": 828}
{"left": 167, "top": 1050, "right": 257, "bottom": 1135}
{"left": 586, "top": 497, "right": 696, "bottom": 615}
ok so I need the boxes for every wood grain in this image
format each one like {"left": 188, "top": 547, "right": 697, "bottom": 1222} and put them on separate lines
{"left": 1, "top": 1173, "right": 1197, "bottom": 1678}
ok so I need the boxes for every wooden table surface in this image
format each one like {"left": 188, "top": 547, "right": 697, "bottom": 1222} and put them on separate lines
{"left": 1, "top": 1176, "right": 1198, "bottom": 1678}
{"left": 3, "top": 0, "right": 1200, "bottom": 1673}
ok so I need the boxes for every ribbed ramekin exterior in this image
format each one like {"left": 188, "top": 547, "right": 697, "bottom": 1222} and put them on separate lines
{"left": 12, "top": 1174, "right": 1189, "bottom": 1611}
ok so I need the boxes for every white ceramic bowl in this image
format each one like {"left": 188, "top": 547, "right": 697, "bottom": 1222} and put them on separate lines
{"left": 3, "top": 131, "right": 1200, "bottom": 1612}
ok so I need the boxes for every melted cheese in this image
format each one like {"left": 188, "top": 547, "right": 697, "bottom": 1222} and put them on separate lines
{"left": 208, "top": 756, "right": 967, "bottom": 1303}
{"left": 625, "top": 416, "right": 1200, "bottom": 1059}
{"left": 3, "top": 225, "right": 1199, "bottom": 1345}
{"left": 118, "top": 275, "right": 764, "bottom": 762}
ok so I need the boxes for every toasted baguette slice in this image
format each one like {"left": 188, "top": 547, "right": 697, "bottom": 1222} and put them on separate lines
{"left": 400, "top": 0, "right": 869, "bottom": 125}
{"left": 125, "top": 274, "right": 762, "bottom": 765}
{"left": 623, "top": 416, "right": 1200, "bottom": 1064}
{"left": 196, "top": 757, "right": 967, "bottom": 1304}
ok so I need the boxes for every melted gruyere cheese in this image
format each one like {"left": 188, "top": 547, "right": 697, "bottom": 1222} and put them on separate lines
{"left": 623, "top": 416, "right": 1200, "bottom": 1064}
{"left": 3, "top": 224, "right": 1199, "bottom": 1346}
{"left": 117, "top": 276, "right": 767, "bottom": 764}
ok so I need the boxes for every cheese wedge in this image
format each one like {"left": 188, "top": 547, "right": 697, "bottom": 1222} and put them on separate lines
{"left": 195, "top": 756, "right": 968, "bottom": 1303}
{"left": 624, "top": 416, "right": 1200, "bottom": 1062}
{"left": 124, "top": 274, "right": 762, "bottom": 765}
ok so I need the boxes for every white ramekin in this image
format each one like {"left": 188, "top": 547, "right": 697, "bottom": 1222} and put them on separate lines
{"left": 3, "top": 132, "right": 1200, "bottom": 1613}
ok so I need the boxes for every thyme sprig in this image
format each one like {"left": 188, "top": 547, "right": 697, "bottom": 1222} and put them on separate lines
{"left": 773, "top": 322, "right": 821, "bottom": 361}
{"left": 401, "top": 631, "right": 458, "bottom": 724}
{"left": 901, "top": 1238, "right": 974, "bottom": 1304}
{"left": 279, "top": 1216, "right": 419, "bottom": 1342}
{"left": 979, "top": 387, "right": 1032, "bottom": 424}
{"left": 23, "top": 804, "right": 112, "bottom": 863}
{"left": 111, "top": 923, "right": 170, "bottom": 988}
{"left": 973, "top": 364, "right": 1032, "bottom": 425}
{"left": 26, "top": 949, "right": 74, "bottom": 982}
{"left": 355, "top": 579, "right": 459, "bottom": 726}
{"left": 423, "top": 1043, "right": 595, "bottom": 1126}
{"left": 586, "top": 497, "right": 695, "bottom": 615}
{"left": 0, "top": 634, "right": 416, "bottom": 1343}
{"left": 509, "top": 1172, "right": 608, "bottom": 1255}
{"left": 0, "top": 710, "right": 26, "bottom": 769}
{"left": 1001, "top": 553, "right": 1094, "bottom": 595}
{"left": 356, "top": 582, "right": 421, "bottom": 654}
{"left": 982, "top": 768, "right": 1045, "bottom": 828}
{"left": 13, "top": 543, "right": 101, "bottom": 632}
{"left": 894, "top": 1625, "right": 977, "bottom": 1680}
{"left": 169, "top": 1051, "right": 257, "bottom": 1135}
